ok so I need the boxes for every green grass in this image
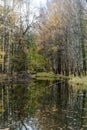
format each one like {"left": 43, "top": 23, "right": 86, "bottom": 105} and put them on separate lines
{"left": 69, "top": 76, "right": 87, "bottom": 90}
{"left": 32, "top": 72, "right": 58, "bottom": 81}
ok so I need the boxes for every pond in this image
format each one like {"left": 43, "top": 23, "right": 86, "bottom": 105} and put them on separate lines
{"left": 0, "top": 79, "right": 87, "bottom": 130}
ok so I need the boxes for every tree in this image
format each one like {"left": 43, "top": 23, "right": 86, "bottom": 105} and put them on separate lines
{"left": 0, "top": 0, "right": 36, "bottom": 73}
{"left": 36, "top": 0, "right": 87, "bottom": 76}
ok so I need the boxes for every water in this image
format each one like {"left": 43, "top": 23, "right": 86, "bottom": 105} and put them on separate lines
{"left": 0, "top": 80, "right": 87, "bottom": 130}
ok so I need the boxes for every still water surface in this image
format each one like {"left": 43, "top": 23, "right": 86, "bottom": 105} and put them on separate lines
{"left": 0, "top": 80, "right": 87, "bottom": 130}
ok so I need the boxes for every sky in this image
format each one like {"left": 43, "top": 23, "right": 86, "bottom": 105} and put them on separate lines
{"left": 32, "top": 0, "right": 47, "bottom": 7}
{"left": 0, "top": 0, "right": 47, "bottom": 7}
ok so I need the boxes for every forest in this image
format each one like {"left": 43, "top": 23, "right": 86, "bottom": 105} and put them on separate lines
{"left": 0, "top": 0, "right": 87, "bottom": 79}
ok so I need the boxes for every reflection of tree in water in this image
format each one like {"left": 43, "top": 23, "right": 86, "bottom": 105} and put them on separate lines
{"left": 34, "top": 80, "right": 87, "bottom": 130}
{"left": 0, "top": 82, "right": 33, "bottom": 129}
{"left": 0, "top": 80, "right": 51, "bottom": 130}
{"left": 35, "top": 80, "right": 69, "bottom": 130}
{"left": 0, "top": 80, "right": 87, "bottom": 130}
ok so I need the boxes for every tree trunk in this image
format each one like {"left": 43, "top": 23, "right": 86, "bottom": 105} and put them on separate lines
{"left": 2, "top": 24, "right": 5, "bottom": 73}
{"left": 7, "top": 31, "right": 11, "bottom": 73}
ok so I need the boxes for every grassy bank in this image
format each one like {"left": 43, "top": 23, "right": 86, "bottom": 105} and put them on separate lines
{"left": 32, "top": 72, "right": 70, "bottom": 81}
{"left": 69, "top": 76, "right": 87, "bottom": 87}
{"left": 32, "top": 72, "right": 58, "bottom": 80}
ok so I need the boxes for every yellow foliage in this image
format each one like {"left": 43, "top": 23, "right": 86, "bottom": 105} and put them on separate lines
{"left": 0, "top": 51, "right": 5, "bottom": 55}
{"left": 36, "top": 0, "right": 65, "bottom": 46}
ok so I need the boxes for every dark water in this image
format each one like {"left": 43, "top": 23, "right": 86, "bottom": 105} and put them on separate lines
{"left": 0, "top": 80, "right": 87, "bottom": 130}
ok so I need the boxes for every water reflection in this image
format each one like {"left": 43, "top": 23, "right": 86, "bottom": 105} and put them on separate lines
{"left": 0, "top": 80, "right": 87, "bottom": 130}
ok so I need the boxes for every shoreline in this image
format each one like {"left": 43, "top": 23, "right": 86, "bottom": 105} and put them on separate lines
{"left": 0, "top": 72, "right": 87, "bottom": 87}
